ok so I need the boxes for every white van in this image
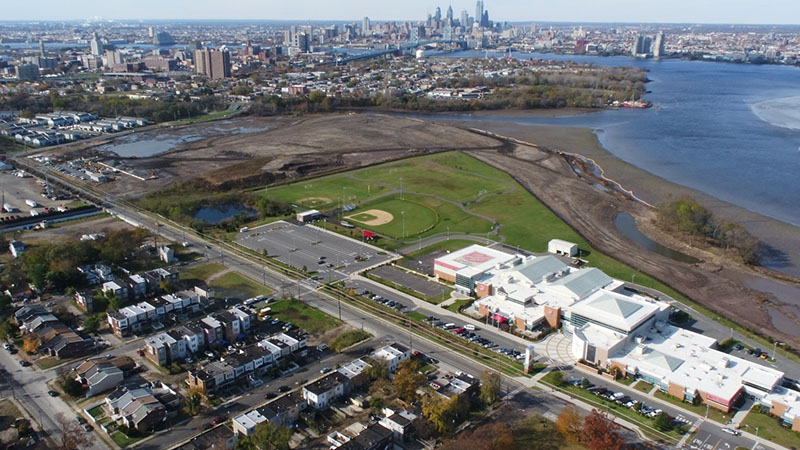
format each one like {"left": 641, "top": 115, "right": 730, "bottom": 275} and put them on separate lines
{"left": 464, "top": 324, "right": 476, "bottom": 331}
{"left": 443, "top": 323, "right": 456, "bottom": 329}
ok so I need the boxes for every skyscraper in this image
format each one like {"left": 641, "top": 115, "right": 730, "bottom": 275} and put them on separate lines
{"left": 446, "top": 5, "right": 454, "bottom": 22}
{"left": 90, "top": 32, "right": 104, "bottom": 56}
{"left": 653, "top": 31, "right": 665, "bottom": 59}
{"left": 362, "top": 17, "right": 371, "bottom": 37}
{"left": 475, "top": 1, "right": 484, "bottom": 27}
{"left": 434, "top": 7, "right": 442, "bottom": 21}
{"left": 39, "top": 38, "right": 45, "bottom": 57}
{"left": 460, "top": 10, "right": 468, "bottom": 27}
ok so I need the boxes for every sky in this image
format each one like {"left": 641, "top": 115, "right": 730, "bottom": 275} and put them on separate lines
{"left": 4, "top": 0, "right": 799, "bottom": 24}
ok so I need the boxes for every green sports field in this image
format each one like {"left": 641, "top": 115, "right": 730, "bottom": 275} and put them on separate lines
{"left": 346, "top": 196, "right": 438, "bottom": 239}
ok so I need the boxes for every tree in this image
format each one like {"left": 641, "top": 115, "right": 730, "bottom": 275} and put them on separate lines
{"left": 581, "top": 409, "right": 625, "bottom": 450}
{"left": 82, "top": 314, "right": 100, "bottom": 334}
{"left": 550, "top": 370, "right": 565, "bottom": 387}
{"left": 555, "top": 405, "right": 582, "bottom": 443}
{"left": 479, "top": 371, "right": 501, "bottom": 405}
{"left": 393, "top": 359, "right": 425, "bottom": 402}
{"left": 0, "top": 294, "right": 11, "bottom": 311}
{"left": 61, "top": 377, "right": 84, "bottom": 398}
{"left": 184, "top": 387, "right": 206, "bottom": 416}
{"left": 0, "top": 318, "right": 19, "bottom": 341}
{"left": 366, "top": 357, "right": 389, "bottom": 380}
{"left": 22, "top": 334, "right": 40, "bottom": 353}
{"left": 56, "top": 412, "right": 90, "bottom": 450}
{"left": 238, "top": 420, "right": 292, "bottom": 450}
{"left": 654, "top": 412, "right": 673, "bottom": 431}
{"left": 421, "top": 394, "right": 470, "bottom": 434}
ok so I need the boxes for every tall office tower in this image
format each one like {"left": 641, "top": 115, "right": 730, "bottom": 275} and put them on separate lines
{"left": 446, "top": 5, "right": 454, "bottom": 22}
{"left": 295, "top": 32, "right": 310, "bottom": 52}
{"left": 148, "top": 26, "right": 154, "bottom": 38}
{"left": 443, "top": 27, "right": 453, "bottom": 41}
{"left": 653, "top": 31, "right": 665, "bottom": 58}
{"left": 460, "top": 10, "right": 468, "bottom": 27}
{"left": 475, "top": 1, "right": 484, "bottom": 27}
{"left": 16, "top": 64, "right": 40, "bottom": 81}
{"left": 632, "top": 34, "right": 653, "bottom": 56}
{"left": 39, "top": 39, "right": 45, "bottom": 57}
{"left": 434, "top": 7, "right": 442, "bottom": 21}
{"left": 530, "top": 23, "right": 537, "bottom": 34}
{"left": 90, "top": 32, "right": 104, "bottom": 56}
{"left": 482, "top": 10, "right": 489, "bottom": 27}
{"left": 362, "top": 17, "right": 371, "bottom": 36}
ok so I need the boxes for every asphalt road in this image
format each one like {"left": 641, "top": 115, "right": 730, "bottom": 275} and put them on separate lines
{"left": 0, "top": 347, "right": 107, "bottom": 450}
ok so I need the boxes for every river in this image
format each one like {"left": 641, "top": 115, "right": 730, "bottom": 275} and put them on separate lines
{"left": 428, "top": 51, "right": 800, "bottom": 230}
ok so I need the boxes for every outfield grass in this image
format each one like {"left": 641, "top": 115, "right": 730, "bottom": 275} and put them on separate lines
{"left": 741, "top": 409, "right": 800, "bottom": 449}
{"left": 269, "top": 299, "right": 342, "bottom": 335}
{"left": 348, "top": 195, "right": 437, "bottom": 238}
{"left": 653, "top": 391, "right": 729, "bottom": 423}
{"left": 208, "top": 271, "right": 272, "bottom": 299}
{"left": 262, "top": 174, "right": 388, "bottom": 209}
{"left": 179, "top": 263, "right": 226, "bottom": 284}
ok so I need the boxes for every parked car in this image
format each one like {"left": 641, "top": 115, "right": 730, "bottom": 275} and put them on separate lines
{"left": 264, "top": 392, "right": 277, "bottom": 399}
{"left": 19, "top": 360, "right": 30, "bottom": 367}
{"left": 722, "top": 428, "right": 740, "bottom": 436}
{"left": 47, "top": 390, "right": 59, "bottom": 397}
{"left": 75, "top": 416, "right": 87, "bottom": 425}
{"left": 211, "top": 416, "right": 226, "bottom": 425}
{"left": 83, "top": 424, "right": 93, "bottom": 432}
{"left": 278, "top": 385, "right": 291, "bottom": 393}
{"left": 320, "top": 367, "right": 332, "bottom": 374}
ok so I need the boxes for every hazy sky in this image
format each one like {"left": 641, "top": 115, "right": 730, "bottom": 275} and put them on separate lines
{"left": 4, "top": 0, "right": 799, "bottom": 24}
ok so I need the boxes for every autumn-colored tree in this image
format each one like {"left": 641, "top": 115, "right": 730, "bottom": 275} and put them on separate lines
{"left": 555, "top": 405, "right": 582, "bottom": 443}
{"left": 366, "top": 357, "right": 389, "bottom": 381}
{"left": 440, "top": 423, "right": 514, "bottom": 450}
{"left": 184, "top": 387, "right": 206, "bottom": 416}
{"left": 22, "top": 334, "right": 40, "bottom": 353}
{"left": 56, "top": 413, "right": 90, "bottom": 450}
{"left": 238, "top": 420, "right": 292, "bottom": 450}
{"left": 581, "top": 409, "right": 625, "bottom": 450}
{"left": 422, "top": 394, "right": 471, "bottom": 433}
{"left": 393, "top": 359, "right": 425, "bottom": 402}
{"left": 479, "top": 371, "right": 502, "bottom": 405}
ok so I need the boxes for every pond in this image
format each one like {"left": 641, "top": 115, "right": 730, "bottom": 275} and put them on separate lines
{"left": 614, "top": 212, "right": 700, "bottom": 264}
{"left": 193, "top": 204, "right": 256, "bottom": 225}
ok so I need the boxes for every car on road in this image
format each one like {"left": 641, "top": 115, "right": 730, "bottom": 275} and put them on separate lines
{"left": 278, "top": 385, "right": 291, "bottom": 393}
{"left": 83, "top": 424, "right": 93, "bottom": 432}
{"left": 45, "top": 302, "right": 56, "bottom": 307}
{"left": 105, "top": 354, "right": 113, "bottom": 360}
{"left": 264, "top": 392, "right": 277, "bottom": 400}
{"left": 320, "top": 367, "right": 332, "bottom": 374}
{"left": 722, "top": 428, "right": 740, "bottom": 436}
{"left": 211, "top": 416, "right": 226, "bottom": 425}
{"left": 47, "top": 390, "right": 59, "bottom": 397}
{"left": 2, "top": 343, "right": 10, "bottom": 350}
{"left": 76, "top": 416, "right": 87, "bottom": 425}
{"left": 204, "top": 350, "right": 215, "bottom": 358}
{"left": 19, "top": 360, "right": 30, "bottom": 367}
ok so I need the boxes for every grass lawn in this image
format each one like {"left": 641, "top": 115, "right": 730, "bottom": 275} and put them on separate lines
{"left": 349, "top": 195, "right": 437, "bottom": 238}
{"left": 36, "top": 356, "right": 62, "bottom": 370}
{"left": 87, "top": 405, "right": 105, "bottom": 419}
{"left": 179, "top": 263, "right": 226, "bottom": 284}
{"left": 541, "top": 371, "right": 685, "bottom": 443}
{"left": 110, "top": 430, "right": 143, "bottom": 448}
{"left": 514, "top": 414, "right": 587, "bottom": 450}
{"left": 269, "top": 299, "right": 342, "bottom": 334}
{"left": 653, "top": 391, "right": 729, "bottom": 423}
{"left": 447, "top": 299, "right": 473, "bottom": 313}
{"left": 406, "top": 311, "right": 428, "bottom": 322}
{"left": 401, "top": 238, "right": 480, "bottom": 260}
{"left": 741, "top": 409, "right": 800, "bottom": 449}
{"left": 262, "top": 174, "right": 388, "bottom": 209}
{"left": 330, "top": 329, "right": 372, "bottom": 352}
{"left": 617, "top": 376, "right": 636, "bottom": 386}
{"left": 208, "top": 271, "right": 272, "bottom": 300}
{"left": 633, "top": 380, "right": 654, "bottom": 393}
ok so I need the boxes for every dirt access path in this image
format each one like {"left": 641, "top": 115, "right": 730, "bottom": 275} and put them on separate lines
{"left": 466, "top": 140, "right": 800, "bottom": 349}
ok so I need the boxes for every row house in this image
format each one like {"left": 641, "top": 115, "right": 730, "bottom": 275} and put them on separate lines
{"left": 187, "top": 344, "right": 277, "bottom": 394}
{"left": 105, "top": 385, "right": 170, "bottom": 432}
{"left": 144, "top": 332, "right": 187, "bottom": 366}
{"left": 107, "top": 291, "right": 201, "bottom": 337}
{"left": 74, "top": 360, "right": 124, "bottom": 396}
{"left": 370, "top": 343, "right": 411, "bottom": 372}
{"left": 77, "top": 264, "right": 114, "bottom": 286}
{"left": 302, "top": 372, "right": 352, "bottom": 410}
{"left": 273, "top": 331, "right": 307, "bottom": 354}
{"left": 15, "top": 305, "right": 93, "bottom": 359}
{"left": 232, "top": 393, "right": 307, "bottom": 436}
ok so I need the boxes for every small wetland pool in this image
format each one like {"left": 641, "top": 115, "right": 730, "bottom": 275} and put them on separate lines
{"left": 614, "top": 212, "right": 700, "bottom": 264}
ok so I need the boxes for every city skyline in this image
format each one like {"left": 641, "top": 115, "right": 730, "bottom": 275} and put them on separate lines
{"left": 3, "top": 0, "right": 800, "bottom": 25}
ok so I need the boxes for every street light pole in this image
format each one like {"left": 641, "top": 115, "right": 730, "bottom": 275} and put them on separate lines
{"left": 401, "top": 211, "right": 405, "bottom": 239}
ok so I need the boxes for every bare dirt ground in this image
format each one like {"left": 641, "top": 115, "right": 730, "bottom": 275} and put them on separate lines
{"left": 466, "top": 138, "right": 800, "bottom": 349}
{"left": 49, "top": 114, "right": 503, "bottom": 198}
{"left": 11, "top": 215, "right": 132, "bottom": 246}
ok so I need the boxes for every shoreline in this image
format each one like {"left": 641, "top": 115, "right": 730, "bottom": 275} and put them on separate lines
{"left": 423, "top": 112, "right": 800, "bottom": 278}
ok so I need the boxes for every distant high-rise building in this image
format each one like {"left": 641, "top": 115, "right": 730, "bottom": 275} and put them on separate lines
{"left": 362, "top": 17, "right": 371, "bottom": 37}
{"left": 653, "top": 31, "right": 665, "bottom": 58}
{"left": 153, "top": 31, "right": 175, "bottom": 46}
{"left": 105, "top": 49, "right": 122, "bottom": 67}
{"left": 16, "top": 63, "right": 40, "bottom": 81}
{"left": 446, "top": 5, "right": 454, "bottom": 22}
{"left": 632, "top": 34, "right": 652, "bottom": 56}
{"left": 460, "top": 10, "right": 468, "bottom": 27}
{"left": 38, "top": 38, "right": 45, "bottom": 57}
{"left": 89, "top": 32, "right": 103, "bottom": 56}
{"left": 148, "top": 26, "right": 154, "bottom": 38}
{"left": 482, "top": 10, "right": 489, "bottom": 28}
{"left": 475, "top": 1, "right": 484, "bottom": 27}
{"left": 434, "top": 6, "right": 442, "bottom": 21}
{"left": 194, "top": 48, "right": 231, "bottom": 79}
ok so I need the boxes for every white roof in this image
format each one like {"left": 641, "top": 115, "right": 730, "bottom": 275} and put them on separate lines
{"left": 434, "top": 244, "right": 516, "bottom": 278}
{"left": 570, "top": 289, "right": 665, "bottom": 333}
{"left": 297, "top": 209, "right": 320, "bottom": 217}
{"left": 233, "top": 409, "right": 266, "bottom": 431}
{"left": 611, "top": 325, "right": 784, "bottom": 403}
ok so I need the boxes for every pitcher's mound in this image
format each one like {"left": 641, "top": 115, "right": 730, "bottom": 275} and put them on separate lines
{"left": 347, "top": 209, "right": 394, "bottom": 226}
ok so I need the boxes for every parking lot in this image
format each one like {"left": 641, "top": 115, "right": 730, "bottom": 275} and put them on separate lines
{"left": 0, "top": 171, "right": 67, "bottom": 219}
{"left": 370, "top": 265, "right": 450, "bottom": 299}
{"left": 235, "top": 221, "right": 395, "bottom": 281}
{"left": 685, "top": 426, "right": 768, "bottom": 450}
